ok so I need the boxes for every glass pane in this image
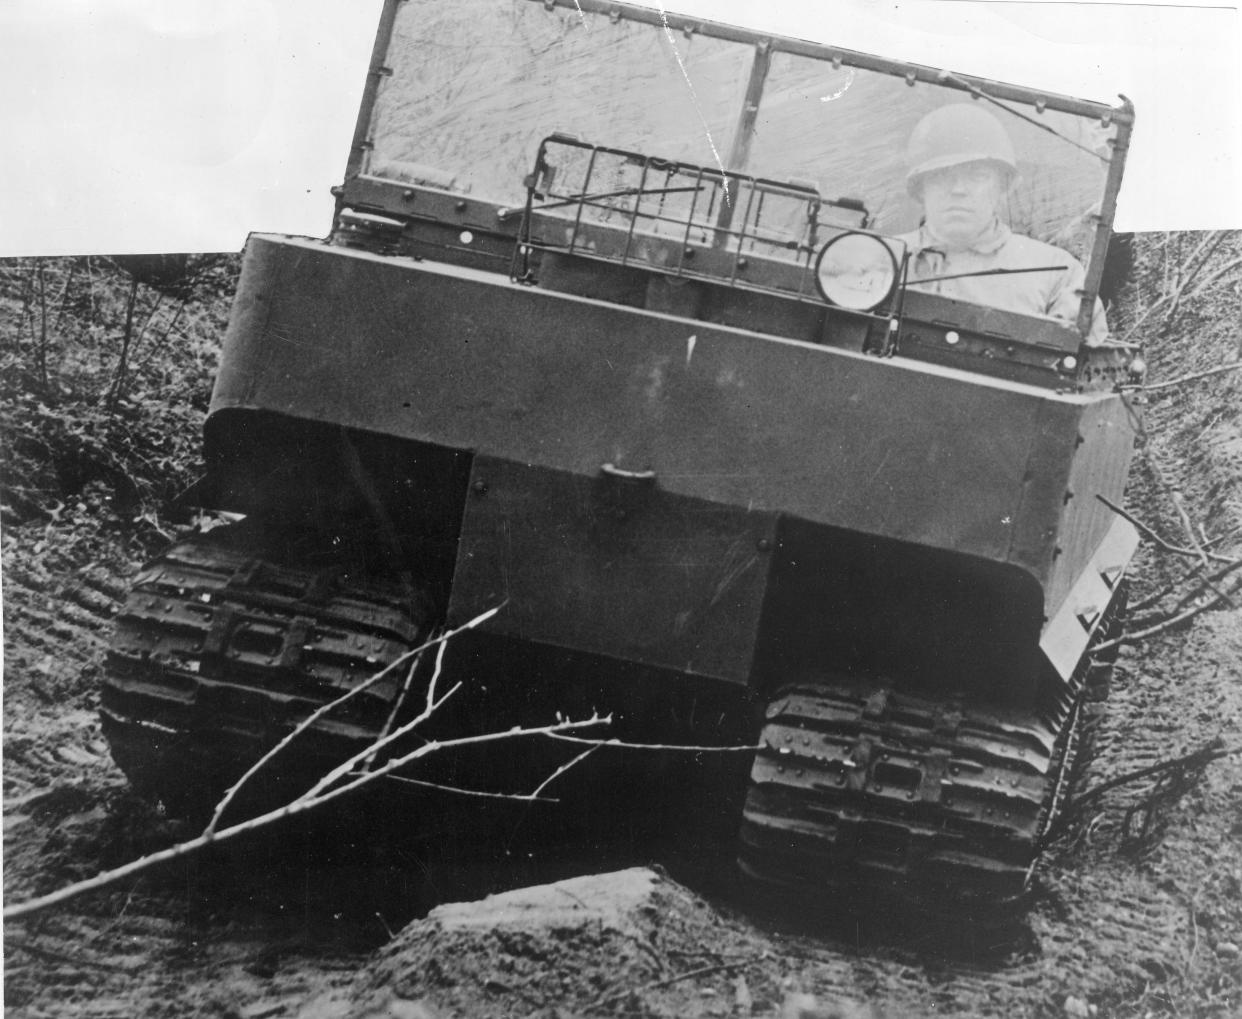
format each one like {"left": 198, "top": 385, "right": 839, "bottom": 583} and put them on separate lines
{"left": 747, "top": 53, "right": 1115, "bottom": 259}
{"left": 370, "top": 0, "right": 753, "bottom": 206}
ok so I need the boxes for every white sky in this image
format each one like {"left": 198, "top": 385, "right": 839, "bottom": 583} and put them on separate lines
{"left": 0, "top": 0, "right": 1237, "bottom": 256}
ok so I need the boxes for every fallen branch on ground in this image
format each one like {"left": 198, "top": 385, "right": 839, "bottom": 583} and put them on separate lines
{"left": 1044, "top": 738, "right": 1238, "bottom": 845}
{"left": 1094, "top": 564, "right": 1242, "bottom": 653}
{"left": 4, "top": 937, "right": 128, "bottom": 972}
{"left": 545, "top": 732, "right": 761, "bottom": 753}
{"left": 4, "top": 712, "right": 610, "bottom": 922}
{"left": 1125, "top": 558, "right": 1242, "bottom": 630}
{"left": 206, "top": 606, "right": 499, "bottom": 834}
{"left": 1122, "top": 360, "right": 1242, "bottom": 393}
{"left": 1094, "top": 497, "right": 1240, "bottom": 650}
{"left": 1097, "top": 495, "right": 1238, "bottom": 566}
{"left": 585, "top": 958, "right": 758, "bottom": 1013}
{"left": 1070, "top": 738, "right": 1234, "bottom": 813}
{"left": 4, "top": 604, "right": 615, "bottom": 922}
{"left": 1126, "top": 517, "right": 1240, "bottom": 614}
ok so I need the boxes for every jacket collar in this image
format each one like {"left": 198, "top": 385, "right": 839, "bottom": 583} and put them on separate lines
{"left": 914, "top": 219, "right": 1010, "bottom": 256}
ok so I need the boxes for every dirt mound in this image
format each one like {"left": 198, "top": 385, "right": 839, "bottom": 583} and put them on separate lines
{"left": 298, "top": 868, "right": 775, "bottom": 1019}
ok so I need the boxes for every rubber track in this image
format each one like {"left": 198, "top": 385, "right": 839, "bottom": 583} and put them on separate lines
{"left": 100, "top": 536, "right": 426, "bottom": 815}
{"left": 739, "top": 586, "right": 1128, "bottom": 909}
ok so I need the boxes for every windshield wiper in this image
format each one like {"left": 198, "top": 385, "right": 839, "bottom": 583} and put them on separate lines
{"left": 935, "top": 70, "right": 1109, "bottom": 164}
{"left": 907, "top": 264, "right": 1071, "bottom": 285}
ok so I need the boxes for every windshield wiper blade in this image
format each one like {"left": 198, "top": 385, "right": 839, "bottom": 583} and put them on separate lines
{"left": 908, "top": 264, "right": 1070, "bottom": 285}
{"left": 936, "top": 71, "right": 1109, "bottom": 164}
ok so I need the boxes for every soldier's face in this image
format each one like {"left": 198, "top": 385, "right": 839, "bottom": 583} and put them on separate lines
{"left": 919, "top": 162, "right": 1007, "bottom": 248}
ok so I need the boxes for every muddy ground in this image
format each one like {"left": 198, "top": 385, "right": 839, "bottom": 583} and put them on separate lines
{"left": 2, "top": 236, "right": 1240, "bottom": 1017}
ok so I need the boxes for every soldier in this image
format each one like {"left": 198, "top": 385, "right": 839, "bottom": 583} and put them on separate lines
{"left": 901, "top": 103, "right": 1109, "bottom": 344}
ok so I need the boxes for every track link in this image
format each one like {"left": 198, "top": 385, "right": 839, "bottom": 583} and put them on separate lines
{"left": 739, "top": 685, "right": 1056, "bottom": 906}
{"left": 101, "top": 532, "right": 427, "bottom": 818}
{"left": 739, "top": 585, "right": 1128, "bottom": 909}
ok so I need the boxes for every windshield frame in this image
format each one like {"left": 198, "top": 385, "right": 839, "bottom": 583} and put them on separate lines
{"left": 343, "top": 0, "right": 1134, "bottom": 347}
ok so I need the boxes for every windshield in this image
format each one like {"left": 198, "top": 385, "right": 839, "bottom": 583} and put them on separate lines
{"left": 747, "top": 53, "right": 1114, "bottom": 249}
{"left": 362, "top": 0, "right": 1126, "bottom": 331}
{"left": 368, "top": 1, "right": 750, "bottom": 201}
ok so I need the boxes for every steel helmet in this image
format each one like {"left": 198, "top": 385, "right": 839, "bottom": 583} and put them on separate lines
{"left": 905, "top": 103, "right": 1017, "bottom": 195}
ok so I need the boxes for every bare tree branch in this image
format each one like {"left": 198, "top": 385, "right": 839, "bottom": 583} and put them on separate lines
{"left": 1070, "top": 739, "right": 1235, "bottom": 813}
{"left": 529, "top": 745, "right": 603, "bottom": 800}
{"left": 1096, "top": 496, "right": 1237, "bottom": 565}
{"left": 586, "top": 959, "right": 757, "bottom": 1013}
{"left": 5, "top": 938, "right": 127, "bottom": 972}
{"left": 3, "top": 712, "right": 609, "bottom": 922}
{"left": 205, "top": 606, "right": 499, "bottom": 835}
{"left": 383, "top": 775, "right": 559, "bottom": 802}
{"left": 1118, "top": 231, "right": 1227, "bottom": 344}
{"left": 1095, "top": 567, "right": 1242, "bottom": 653}
{"left": 1123, "top": 360, "right": 1242, "bottom": 393}
{"left": 1129, "top": 559, "right": 1205, "bottom": 615}
{"left": 1186, "top": 256, "right": 1242, "bottom": 305}
{"left": 1128, "top": 558, "right": 1242, "bottom": 628}
{"left": 362, "top": 639, "right": 428, "bottom": 774}
{"left": 1043, "top": 738, "right": 1237, "bottom": 845}
{"left": 2, "top": 601, "right": 628, "bottom": 923}
{"left": 1161, "top": 231, "right": 1228, "bottom": 324}
{"left": 546, "top": 732, "right": 761, "bottom": 753}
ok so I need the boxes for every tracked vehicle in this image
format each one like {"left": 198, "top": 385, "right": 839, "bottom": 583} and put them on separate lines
{"left": 102, "top": 0, "right": 1141, "bottom": 907}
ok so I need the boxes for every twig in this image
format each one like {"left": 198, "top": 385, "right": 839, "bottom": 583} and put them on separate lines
{"left": 529, "top": 745, "right": 602, "bottom": 799}
{"left": 51, "top": 260, "right": 78, "bottom": 337}
{"left": 129, "top": 290, "right": 165, "bottom": 362}
{"left": 363, "top": 633, "right": 432, "bottom": 773}
{"left": 1043, "top": 739, "right": 1237, "bottom": 846}
{"left": 204, "top": 606, "right": 500, "bottom": 834}
{"left": 1170, "top": 490, "right": 1238, "bottom": 610}
{"left": 3, "top": 713, "right": 609, "bottom": 921}
{"left": 1205, "top": 524, "right": 1242, "bottom": 551}
{"left": 5, "top": 937, "right": 126, "bottom": 971}
{"left": 1162, "top": 231, "right": 1227, "bottom": 323}
{"left": 1123, "top": 361, "right": 1242, "bottom": 393}
{"left": 381, "top": 775, "right": 559, "bottom": 802}
{"left": 298, "top": 641, "right": 463, "bottom": 803}
{"left": 104, "top": 277, "right": 140, "bottom": 412}
{"left": 1185, "top": 255, "right": 1242, "bottom": 305}
{"left": 1095, "top": 565, "right": 1242, "bottom": 652}
{"left": 586, "top": 959, "right": 756, "bottom": 1012}
{"left": 1096, "top": 496, "right": 1237, "bottom": 565}
{"left": 1169, "top": 490, "right": 1210, "bottom": 569}
{"left": 1128, "top": 559, "right": 1205, "bottom": 615}
{"left": 383, "top": 744, "right": 602, "bottom": 804}
{"left": 1070, "top": 739, "right": 1234, "bottom": 813}
{"left": 132, "top": 300, "right": 186, "bottom": 375}
{"left": 1117, "top": 231, "right": 1227, "bottom": 344}
{"left": 35, "top": 262, "right": 49, "bottom": 390}
{"left": 1131, "top": 558, "right": 1242, "bottom": 622}
{"left": 545, "top": 732, "right": 761, "bottom": 753}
